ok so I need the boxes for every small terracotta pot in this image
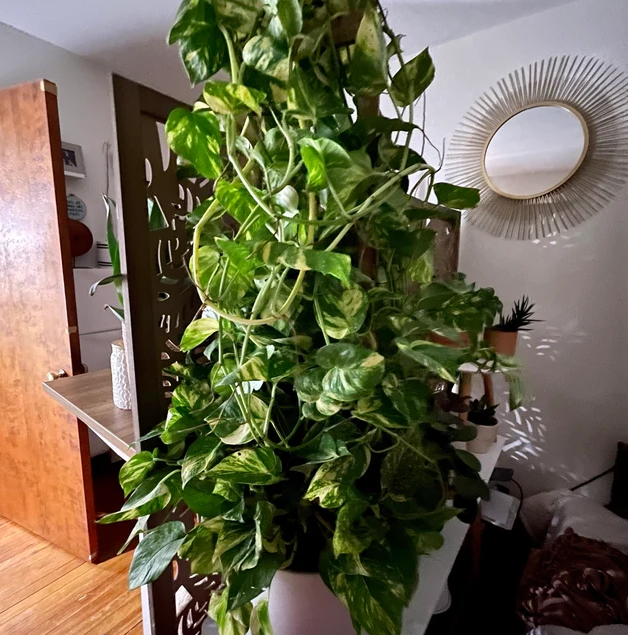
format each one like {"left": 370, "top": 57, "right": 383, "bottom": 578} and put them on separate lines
{"left": 485, "top": 328, "right": 518, "bottom": 356}
{"left": 467, "top": 422, "right": 499, "bottom": 454}
{"left": 429, "top": 331, "right": 470, "bottom": 349}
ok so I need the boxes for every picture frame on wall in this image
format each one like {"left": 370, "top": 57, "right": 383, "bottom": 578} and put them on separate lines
{"left": 61, "top": 141, "right": 86, "bottom": 178}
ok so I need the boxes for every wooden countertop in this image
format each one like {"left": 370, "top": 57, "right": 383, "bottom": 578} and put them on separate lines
{"left": 43, "top": 369, "right": 137, "bottom": 460}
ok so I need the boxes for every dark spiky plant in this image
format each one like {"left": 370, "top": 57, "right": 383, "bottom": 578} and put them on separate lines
{"left": 495, "top": 295, "right": 539, "bottom": 332}
{"left": 101, "top": 1, "right": 522, "bottom": 633}
{"left": 467, "top": 397, "right": 498, "bottom": 427}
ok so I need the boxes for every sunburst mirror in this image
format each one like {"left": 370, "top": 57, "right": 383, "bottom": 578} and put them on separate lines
{"left": 446, "top": 56, "right": 628, "bottom": 239}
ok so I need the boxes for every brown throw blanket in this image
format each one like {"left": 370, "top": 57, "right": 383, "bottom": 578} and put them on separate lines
{"left": 518, "top": 529, "right": 628, "bottom": 631}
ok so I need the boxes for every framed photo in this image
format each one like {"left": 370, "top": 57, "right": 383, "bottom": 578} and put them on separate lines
{"left": 61, "top": 141, "right": 86, "bottom": 178}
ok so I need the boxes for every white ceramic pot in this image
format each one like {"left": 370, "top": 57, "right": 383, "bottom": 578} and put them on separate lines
{"left": 268, "top": 570, "right": 354, "bottom": 635}
{"left": 111, "top": 339, "right": 132, "bottom": 410}
{"left": 466, "top": 422, "right": 498, "bottom": 454}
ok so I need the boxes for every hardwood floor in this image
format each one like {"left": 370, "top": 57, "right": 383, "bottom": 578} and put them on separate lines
{"left": 0, "top": 516, "right": 142, "bottom": 635}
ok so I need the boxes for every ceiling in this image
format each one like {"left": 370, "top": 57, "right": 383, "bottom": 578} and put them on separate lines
{"left": 0, "top": 0, "right": 576, "bottom": 103}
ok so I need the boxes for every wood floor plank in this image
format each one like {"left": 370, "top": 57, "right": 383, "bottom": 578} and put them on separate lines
{"left": 125, "top": 622, "right": 144, "bottom": 635}
{"left": 0, "top": 558, "right": 83, "bottom": 613}
{"left": 0, "top": 521, "right": 141, "bottom": 635}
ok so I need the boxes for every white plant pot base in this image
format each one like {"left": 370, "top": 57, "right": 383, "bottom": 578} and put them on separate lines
{"left": 268, "top": 570, "right": 354, "bottom": 635}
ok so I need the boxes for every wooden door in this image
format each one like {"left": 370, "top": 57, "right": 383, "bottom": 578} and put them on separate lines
{"left": 0, "top": 80, "right": 97, "bottom": 560}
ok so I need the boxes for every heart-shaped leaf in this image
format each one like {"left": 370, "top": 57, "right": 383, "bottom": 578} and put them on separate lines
{"left": 209, "top": 447, "right": 282, "bottom": 485}
{"left": 317, "top": 343, "right": 385, "bottom": 402}
{"left": 390, "top": 48, "right": 435, "bottom": 107}
{"left": 129, "top": 521, "right": 187, "bottom": 588}
{"left": 166, "top": 108, "right": 223, "bottom": 180}
{"left": 180, "top": 318, "right": 219, "bottom": 351}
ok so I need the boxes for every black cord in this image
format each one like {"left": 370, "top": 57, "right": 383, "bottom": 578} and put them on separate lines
{"left": 510, "top": 478, "right": 524, "bottom": 501}
{"left": 570, "top": 466, "right": 614, "bottom": 491}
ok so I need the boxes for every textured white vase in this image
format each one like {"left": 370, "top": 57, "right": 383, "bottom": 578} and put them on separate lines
{"left": 268, "top": 570, "right": 354, "bottom": 635}
{"left": 111, "top": 339, "right": 132, "bottom": 410}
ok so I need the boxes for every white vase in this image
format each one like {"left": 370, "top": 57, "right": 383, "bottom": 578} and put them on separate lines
{"left": 268, "top": 570, "right": 354, "bottom": 635}
{"left": 111, "top": 339, "right": 132, "bottom": 410}
{"left": 466, "top": 422, "right": 498, "bottom": 454}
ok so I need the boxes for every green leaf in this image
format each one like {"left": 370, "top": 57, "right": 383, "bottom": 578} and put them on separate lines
{"left": 169, "top": 0, "right": 227, "bottom": 84}
{"left": 433, "top": 183, "right": 480, "bottom": 210}
{"left": 390, "top": 48, "right": 435, "bottom": 107}
{"left": 193, "top": 245, "right": 221, "bottom": 291}
{"left": 414, "top": 531, "right": 444, "bottom": 555}
{"left": 294, "top": 368, "right": 326, "bottom": 403}
{"left": 182, "top": 435, "right": 224, "bottom": 486}
{"left": 166, "top": 108, "right": 223, "bottom": 180}
{"left": 382, "top": 376, "right": 431, "bottom": 421}
{"left": 242, "top": 35, "right": 289, "bottom": 84}
{"left": 352, "top": 391, "right": 408, "bottom": 429}
{"left": 179, "top": 523, "right": 219, "bottom": 574}
{"left": 215, "top": 181, "right": 271, "bottom": 240}
{"left": 316, "top": 276, "right": 368, "bottom": 340}
{"left": 250, "top": 598, "right": 273, "bottom": 635}
{"left": 213, "top": 0, "right": 262, "bottom": 32}
{"left": 180, "top": 317, "right": 219, "bottom": 351}
{"left": 297, "top": 432, "right": 350, "bottom": 464}
{"left": 203, "top": 81, "right": 266, "bottom": 115}
{"left": 128, "top": 521, "right": 186, "bottom": 589}
{"left": 117, "top": 516, "right": 149, "bottom": 556}
{"left": 304, "top": 447, "right": 370, "bottom": 508}
{"left": 258, "top": 241, "right": 351, "bottom": 285}
{"left": 99, "top": 471, "right": 178, "bottom": 523}
{"left": 320, "top": 549, "right": 403, "bottom": 635}
{"left": 182, "top": 478, "right": 229, "bottom": 518}
{"left": 161, "top": 408, "right": 208, "bottom": 445}
{"left": 396, "top": 339, "right": 461, "bottom": 383}
{"left": 226, "top": 552, "right": 282, "bottom": 610}
{"left": 506, "top": 371, "right": 525, "bottom": 410}
{"left": 454, "top": 474, "right": 490, "bottom": 501}
{"left": 333, "top": 499, "right": 371, "bottom": 557}
{"left": 315, "top": 394, "right": 344, "bottom": 416}
{"left": 316, "top": 343, "right": 385, "bottom": 402}
{"left": 88, "top": 274, "right": 123, "bottom": 297}
{"left": 298, "top": 137, "right": 353, "bottom": 192}
{"left": 349, "top": 4, "right": 387, "bottom": 96}
{"left": 209, "top": 590, "right": 252, "bottom": 635}
{"left": 288, "top": 67, "right": 351, "bottom": 120}
{"left": 455, "top": 449, "right": 482, "bottom": 472}
{"left": 147, "top": 197, "right": 167, "bottom": 231}
{"left": 100, "top": 195, "right": 122, "bottom": 306}
{"left": 209, "top": 447, "right": 282, "bottom": 485}
{"left": 119, "top": 451, "right": 155, "bottom": 497}
{"left": 270, "top": 0, "right": 303, "bottom": 40}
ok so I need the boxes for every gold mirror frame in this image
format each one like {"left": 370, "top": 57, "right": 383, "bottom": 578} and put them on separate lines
{"left": 446, "top": 56, "right": 628, "bottom": 240}
{"left": 481, "top": 102, "right": 590, "bottom": 200}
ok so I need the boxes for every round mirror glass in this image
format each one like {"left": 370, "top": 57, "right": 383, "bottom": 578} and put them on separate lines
{"left": 483, "top": 105, "right": 588, "bottom": 199}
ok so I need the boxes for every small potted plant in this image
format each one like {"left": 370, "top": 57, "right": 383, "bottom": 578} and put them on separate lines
{"left": 421, "top": 274, "right": 503, "bottom": 349}
{"left": 485, "top": 295, "right": 538, "bottom": 356}
{"left": 466, "top": 396, "right": 499, "bottom": 454}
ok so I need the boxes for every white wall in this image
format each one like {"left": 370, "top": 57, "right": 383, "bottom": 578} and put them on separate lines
{"left": 0, "top": 22, "right": 115, "bottom": 267}
{"left": 387, "top": 0, "right": 628, "bottom": 499}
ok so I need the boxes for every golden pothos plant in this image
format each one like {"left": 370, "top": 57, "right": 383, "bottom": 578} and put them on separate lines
{"left": 103, "top": 0, "right": 522, "bottom": 633}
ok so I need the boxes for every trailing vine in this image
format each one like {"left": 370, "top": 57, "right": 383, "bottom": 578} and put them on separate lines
{"left": 104, "top": 1, "right": 522, "bottom": 633}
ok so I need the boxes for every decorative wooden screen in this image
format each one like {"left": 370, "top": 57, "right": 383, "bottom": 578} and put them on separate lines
{"left": 113, "top": 74, "right": 215, "bottom": 635}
